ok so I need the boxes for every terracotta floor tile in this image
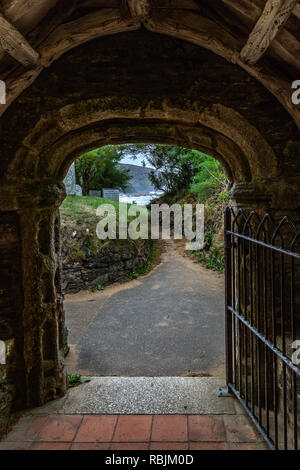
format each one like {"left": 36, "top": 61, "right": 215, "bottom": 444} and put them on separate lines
{"left": 113, "top": 416, "right": 152, "bottom": 442}
{"left": 151, "top": 416, "right": 188, "bottom": 442}
{"left": 150, "top": 442, "right": 189, "bottom": 450}
{"left": 0, "top": 441, "right": 32, "bottom": 450}
{"left": 31, "top": 442, "right": 71, "bottom": 450}
{"left": 37, "top": 415, "right": 83, "bottom": 442}
{"left": 0, "top": 410, "right": 270, "bottom": 451}
{"left": 224, "top": 415, "right": 263, "bottom": 443}
{"left": 71, "top": 442, "right": 111, "bottom": 450}
{"left": 111, "top": 443, "right": 149, "bottom": 450}
{"left": 189, "top": 442, "right": 229, "bottom": 450}
{"left": 229, "top": 442, "right": 269, "bottom": 450}
{"left": 4, "top": 416, "right": 48, "bottom": 442}
{"left": 75, "top": 415, "right": 117, "bottom": 442}
{"left": 188, "top": 415, "right": 226, "bottom": 442}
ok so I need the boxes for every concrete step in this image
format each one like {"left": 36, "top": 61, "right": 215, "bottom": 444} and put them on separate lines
{"left": 30, "top": 376, "right": 245, "bottom": 416}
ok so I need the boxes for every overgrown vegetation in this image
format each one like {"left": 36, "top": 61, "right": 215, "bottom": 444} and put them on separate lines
{"left": 66, "top": 144, "right": 229, "bottom": 273}
{"left": 60, "top": 196, "right": 156, "bottom": 293}
{"left": 61, "top": 194, "right": 127, "bottom": 223}
{"left": 67, "top": 374, "right": 91, "bottom": 388}
{"left": 188, "top": 186, "right": 229, "bottom": 271}
{"left": 115, "top": 144, "right": 229, "bottom": 271}
{"left": 60, "top": 195, "right": 149, "bottom": 264}
{"left": 75, "top": 146, "right": 131, "bottom": 196}
{"left": 130, "top": 243, "right": 159, "bottom": 279}
{"left": 115, "top": 144, "right": 228, "bottom": 202}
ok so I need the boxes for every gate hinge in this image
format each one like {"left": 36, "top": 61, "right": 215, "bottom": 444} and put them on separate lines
{"left": 217, "top": 386, "right": 232, "bottom": 397}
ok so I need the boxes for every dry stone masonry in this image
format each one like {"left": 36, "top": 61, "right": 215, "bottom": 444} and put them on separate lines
{"left": 63, "top": 242, "right": 152, "bottom": 294}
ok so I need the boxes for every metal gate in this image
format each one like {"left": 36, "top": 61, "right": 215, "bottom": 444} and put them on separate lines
{"left": 224, "top": 207, "right": 300, "bottom": 450}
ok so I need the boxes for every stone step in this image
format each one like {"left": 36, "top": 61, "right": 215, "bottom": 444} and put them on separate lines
{"left": 36, "top": 376, "right": 245, "bottom": 416}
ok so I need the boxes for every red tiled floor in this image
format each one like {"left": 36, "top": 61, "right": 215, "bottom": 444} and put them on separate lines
{"left": 0, "top": 441, "right": 32, "bottom": 450}
{"left": 111, "top": 443, "right": 149, "bottom": 450}
{"left": 151, "top": 416, "right": 188, "bottom": 442}
{"left": 0, "top": 412, "right": 270, "bottom": 450}
{"left": 71, "top": 443, "right": 111, "bottom": 450}
{"left": 188, "top": 415, "right": 226, "bottom": 442}
{"left": 31, "top": 442, "right": 71, "bottom": 450}
{"left": 113, "top": 416, "right": 152, "bottom": 442}
{"left": 75, "top": 416, "right": 117, "bottom": 442}
{"left": 223, "top": 415, "right": 263, "bottom": 443}
{"left": 229, "top": 442, "right": 268, "bottom": 450}
{"left": 5, "top": 416, "right": 49, "bottom": 442}
{"left": 150, "top": 442, "right": 189, "bottom": 450}
{"left": 190, "top": 442, "right": 229, "bottom": 450}
{"left": 37, "top": 415, "right": 83, "bottom": 442}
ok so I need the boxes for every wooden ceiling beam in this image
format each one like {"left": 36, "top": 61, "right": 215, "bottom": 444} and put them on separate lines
{"left": 126, "top": 0, "right": 151, "bottom": 20}
{"left": 2, "top": 0, "right": 37, "bottom": 23}
{"left": 38, "top": 9, "right": 140, "bottom": 67}
{"left": 0, "top": 12, "right": 40, "bottom": 67}
{"left": 240, "top": 0, "right": 298, "bottom": 65}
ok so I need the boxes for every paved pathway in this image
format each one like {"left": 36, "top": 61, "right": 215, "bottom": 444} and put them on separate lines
{"left": 0, "top": 377, "right": 269, "bottom": 450}
{"left": 0, "top": 413, "right": 268, "bottom": 450}
{"left": 64, "top": 241, "right": 225, "bottom": 377}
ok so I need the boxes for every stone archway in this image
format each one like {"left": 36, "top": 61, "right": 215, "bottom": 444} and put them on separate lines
{"left": 8, "top": 99, "right": 279, "bottom": 182}
{"left": 2, "top": 31, "right": 299, "bottom": 209}
{"left": 1, "top": 1, "right": 299, "bottom": 132}
{"left": 0, "top": 29, "right": 299, "bottom": 434}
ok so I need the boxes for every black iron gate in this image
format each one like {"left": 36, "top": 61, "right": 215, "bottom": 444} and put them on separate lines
{"left": 224, "top": 207, "right": 300, "bottom": 450}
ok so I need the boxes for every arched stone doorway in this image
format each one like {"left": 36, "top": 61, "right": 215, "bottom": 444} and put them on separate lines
{"left": 0, "top": 16, "right": 299, "bottom": 444}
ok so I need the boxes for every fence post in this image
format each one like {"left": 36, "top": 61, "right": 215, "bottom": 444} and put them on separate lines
{"left": 225, "top": 207, "right": 233, "bottom": 386}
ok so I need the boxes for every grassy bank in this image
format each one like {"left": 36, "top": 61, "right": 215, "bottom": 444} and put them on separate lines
{"left": 60, "top": 196, "right": 156, "bottom": 291}
{"left": 60, "top": 195, "right": 150, "bottom": 261}
{"left": 189, "top": 191, "right": 226, "bottom": 272}
{"left": 60, "top": 195, "right": 129, "bottom": 227}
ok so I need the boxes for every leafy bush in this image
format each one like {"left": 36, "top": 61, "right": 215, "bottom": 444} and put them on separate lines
{"left": 75, "top": 146, "right": 131, "bottom": 196}
{"left": 116, "top": 144, "right": 228, "bottom": 202}
{"left": 72, "top": 144, "right": 229, "bottom": 273}
{"left": 182, "top": 151, "right": 228, "bottom": 202}
{"left": 68, "top": 374, "right": 91, "bottom": 388}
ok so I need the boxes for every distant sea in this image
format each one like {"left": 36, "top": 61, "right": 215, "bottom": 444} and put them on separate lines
{"left": 120, "top": 191, "right": 164, "bottom": 206}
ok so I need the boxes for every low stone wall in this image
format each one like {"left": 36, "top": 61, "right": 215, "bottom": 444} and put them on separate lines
{"left": 63, "top": 241, "right": 152, "bottom": 294}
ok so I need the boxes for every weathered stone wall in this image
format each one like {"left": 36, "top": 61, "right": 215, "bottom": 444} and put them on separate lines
{"left": 0, "top": 214, "right": 25, "bottom": 438}
{"left": 0, "top": 213, "right": 23, "bottom": 342}
{"left": 63, "top": 242, "right": 152, "bottom": 294}
{"left": 0, "top": 185, "right": 67, "bottom": 435}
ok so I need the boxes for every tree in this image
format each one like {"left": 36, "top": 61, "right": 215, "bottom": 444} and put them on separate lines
{"left": 75, "top": 146, "right": 131, "bottom": 196}
{"left": 183, "top": 151, "right": 228, "bottom": 202}
{"left": 146, "top": 145, "right": 196, "bottom": 193}
{"left": 115, "top": 144, "right": 228, "bottom": 198}
{"left": 90, "top": 143, "right": 228, "bottom": 201}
